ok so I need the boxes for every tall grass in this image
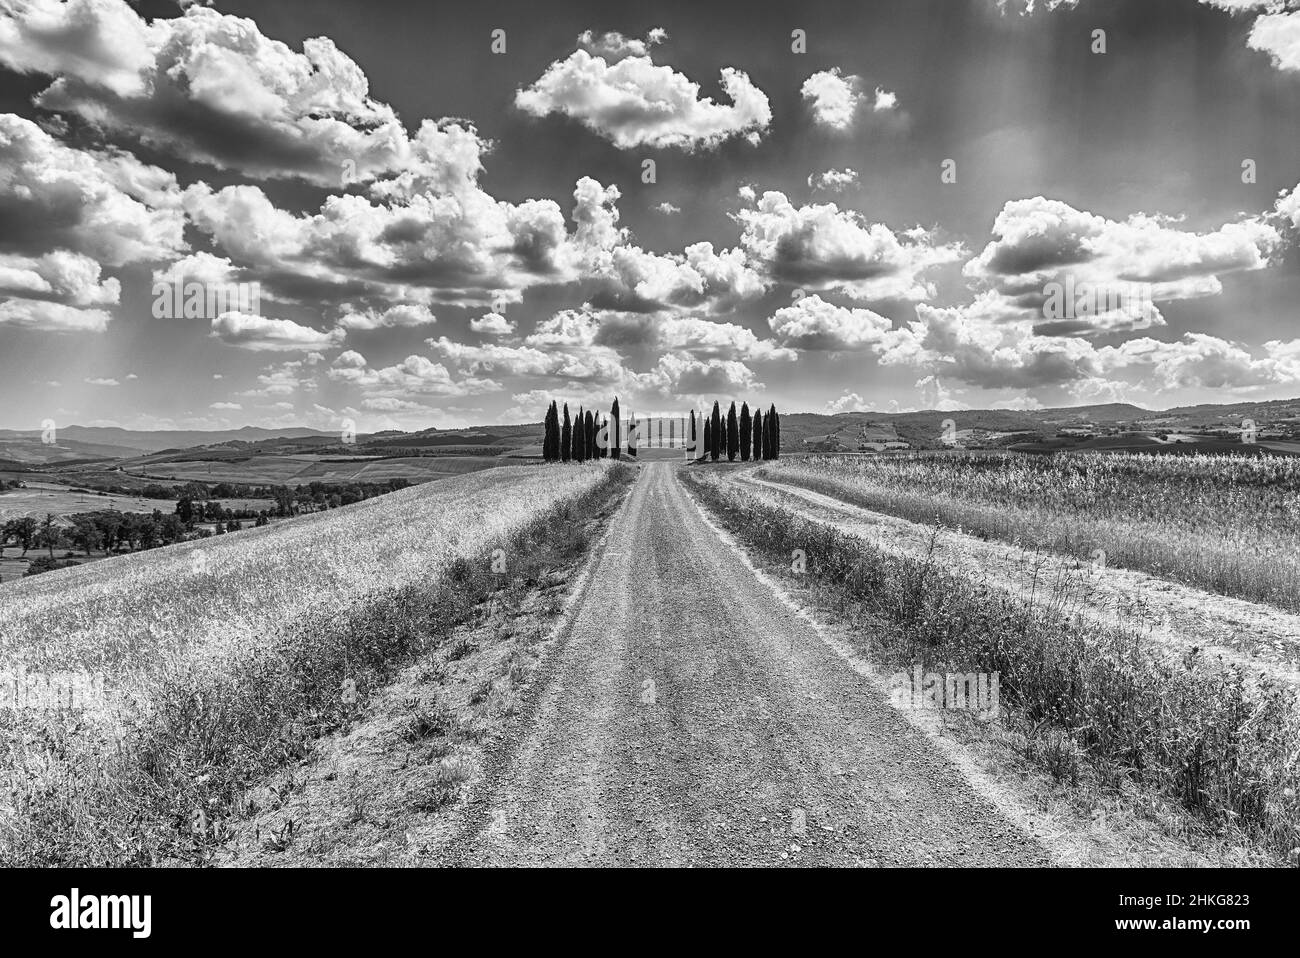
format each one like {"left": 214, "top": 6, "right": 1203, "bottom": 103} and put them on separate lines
{"left": 762, "top": 452, "right": 1300, "bottom": 611}
{"left": 687, "top": 471, "right": 1300, "bottom": 861}
{"left": 0, "top": 464, "right": 629, "bottom": 866}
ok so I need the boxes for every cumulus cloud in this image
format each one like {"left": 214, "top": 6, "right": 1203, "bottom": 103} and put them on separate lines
{"left": 800, "top": 68, "right": 864, "bottom": 130}
{"left": 0, "top": 250, "right": 119, "bottom": 306}
{"left": 807, "top": 168, "right": 858, "bottom": 192}
{"left": 0, "top": 297, "right": 111, "bottom": 331}
{"left": 654, "top": 201, "right": 682, "bottom": 215}
{"left": 0, "top": 113, "right": 185, "bottom": 267}
{"left": 328, "top": 350, "right": 501, "bottom": 398}
{"left": 1247, "top": 10, "right": 1300, "bottom": 69}
{"left": 337, "top": 304, "right": 437, "bottom": 331}
{"left": 469, "top": 312, "right": 515, "bottom": 336}
{"left": 515, "top": 30, "right": 771, "bottom": 150}
{"left": 734, "top": 190, "right": 964, "bottom": 301}
{"left": 963, "top": 196, "right": 1280, "bottom": 335}
{"left": 181, "top": 169, "right": 622, "bottom": 310}
{"left": 210, "top": 313, "right": 344, "bottom": 352}
{"left": 767, "top": 294, "right": 892, "bottom": 350}
{"left": 1, "top": 1, "right": 432, "bottom": 186}
{"left": 587, "top": 240, "right": 767, "bottom": 313}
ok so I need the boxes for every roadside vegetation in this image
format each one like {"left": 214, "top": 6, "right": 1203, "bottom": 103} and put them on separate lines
{"left": 685, "top": 469, "right": 1300, "bottom": 864}
{"left": 760, "top": 452, "right": 1300, "bottom": 612}
{"left": 0, "top": 462, "right": 627, "bottom": 866}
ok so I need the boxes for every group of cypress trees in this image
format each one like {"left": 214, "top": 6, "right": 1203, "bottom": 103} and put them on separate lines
{"left": 542, "top": 398, "right": 622, "bottom": 462}
{"left": 541, "top": 397, "right": 780, "bottom": 463}
{"left": 699, "top": 400, "right": 780, "bottom": 463}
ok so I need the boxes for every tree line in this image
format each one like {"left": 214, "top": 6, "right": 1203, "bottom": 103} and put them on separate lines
{"left": 540, "top": 398, "right": 780, "bottom": 462}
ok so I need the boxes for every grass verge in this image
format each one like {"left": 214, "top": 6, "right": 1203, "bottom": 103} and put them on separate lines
{"left": 685, "top": 470, "right": 1300, "bottom": 864}
{"left": 0, "top": 464, "right": 633, "bottom": 866}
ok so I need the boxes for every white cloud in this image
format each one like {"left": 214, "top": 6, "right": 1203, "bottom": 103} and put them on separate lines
{"left": 210, "top": 401, "right": 242, "bottom": 410}
{"left": 469, "top": 311, "right": 515, "bottom": 336}
{"left": 84, "top": 377, "right": 120, "bottom": 386}
{"left": 516, "top": 31, "right": 771, "bottom": 150}
{"left": 328, "top": 351, "right": 501, "bottom": 398}
{"left": 210, "top": 313, "right": 344, "bottom": 352}
{"left": 873, "top": 87, "right": 899, "bottom": 111}
{"left": 653, "top": 201, "right": 682, "bottom": 215}
{"left": 735, "top": 191, "right": 964, "bottom": 301}
{"left": 0, "top": 113, "right": 185, "bottom": 267}
{"left": 0, "top": 250, "right": 119, "bottom": 306}
{"left": 964, "top": 196, "right": 1280, "bottom": 335}
{"left": 0, "top": 0, "right": 154, "bottom": 96}
{"left": 337, "top": 304, "right": 437, "bottom": 330}
{"left": 801, "top": 68, "right": 864, "bottom": 130}
{"left": 0, "top": 297, "right": 112, "bottom": 331}
{"left": 768, "top": 294, "right": 892, "bottom": 350}
{"left": 1248, "top": 11, "right": 1300, "bottom": 70}
{"left": 807, "top": 168, "right": 859, "bottom": 192}
{"left": 1, "top": 1, "right": 434, "bottom": 186}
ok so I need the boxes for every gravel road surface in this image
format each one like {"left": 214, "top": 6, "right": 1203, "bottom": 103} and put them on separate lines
{"left": 437, "top": 461, "right": 1051, "bottom": 867}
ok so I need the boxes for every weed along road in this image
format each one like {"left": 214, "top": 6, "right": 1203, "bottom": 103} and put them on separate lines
{"left": 439, "top": 462, "right": 1051, "bottom": 867}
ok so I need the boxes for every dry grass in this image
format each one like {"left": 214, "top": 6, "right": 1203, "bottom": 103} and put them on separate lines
{"left": 0, "top": 462, "right": 626, "bottom": 866}
{"left": 686, "top": 470, "right": 1300, "bottom": 864}
{"left": 763, "top": 452, "right": 1300, "bottom": 611}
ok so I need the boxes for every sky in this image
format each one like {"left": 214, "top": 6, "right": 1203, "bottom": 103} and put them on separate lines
{"left": 0, "top": 0, "right": 1298, "bottom": 432}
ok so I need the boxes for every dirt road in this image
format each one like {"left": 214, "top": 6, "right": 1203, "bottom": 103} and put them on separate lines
{"left": 436, "top": 461, "right": 1050, "bottom": 867}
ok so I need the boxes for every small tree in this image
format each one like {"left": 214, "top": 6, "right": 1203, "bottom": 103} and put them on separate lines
{"left": 752, "top": 408, "right": 763, "bottom": 462}
{"left": 38, "top": 513, "right": 60, "bottom": 559}
{"left": 573, "top": 406, "right": 585, "bottom": 462}
{"left": 703, "top": 419, "right": 712, "bottom": 462}
{"left": 726, "top": 402, "right": 739, "bottom": 462}
{"left": 739, "top": 403, "right": 752, "bottom": 461}
{"left": 627, "top": 410, "right": 638, "bottom": 457}
{"left": 561, "top": 403, "right": 572, "bottom": 463}
{"left": 689, "top": 410, "right": 698, "bottom": 458}
{"left": 769, "top": 404, "right": 780, "bottom": 460}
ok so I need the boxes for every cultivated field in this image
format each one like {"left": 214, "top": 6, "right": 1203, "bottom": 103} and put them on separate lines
{"left": 0, "top": 462, "right": 619, "bottom": 865}
{"left": 0, "top": 487, "right": 274, "bottom": 520}
{"left": 128, "top": 454, "right": 498, "bottom": 486}
{"left": 760, "top": 452, "right": 1300, "bottom": 611}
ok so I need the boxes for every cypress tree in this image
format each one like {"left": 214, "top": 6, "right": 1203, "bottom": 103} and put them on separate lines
{"left": 610, "top": 398, "right": 621, "bottom": 460}
{"left": 542, "top": 401, "right": 557, "bottom": 462}
{"left": 726, "top": 401, "right": 739, "bottom": 462}
{"left": 689, "top": 410, "right": 697, "bottom": 457}
{"left": 752, "top": 408, "right": 763, "bottom": 461}
{"left": 626, "top": 411, "right": 637, "bottom": 457}
{"left": 703, "top": 419, "right": 712, "bottom": 462}
{"left": 710, "top": 401, "right": 721, "bottom": 462}
{"left": 561, "top": 403, "right": 572, "bottom": 463}
{"left": 739, "top": 403, "right": 751, "bottom": 461}
{"left": 573, "top": 406, "right": 584, "bottom": 462}
{"left": 585, "top": 410, "right": 595, "bottom": 460}
{"left": 768, "top": 404, "right": 780, "bottom": 460}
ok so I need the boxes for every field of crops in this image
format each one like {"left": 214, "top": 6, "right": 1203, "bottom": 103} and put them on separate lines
{"left": 0, "top": 462, "right": 620, "bottom": 864}
{"left": 761, "top": 452, "right": 1300, "bottom": 611}
{"left": 128, "top": 454, "right": 499, "bottom": 486}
